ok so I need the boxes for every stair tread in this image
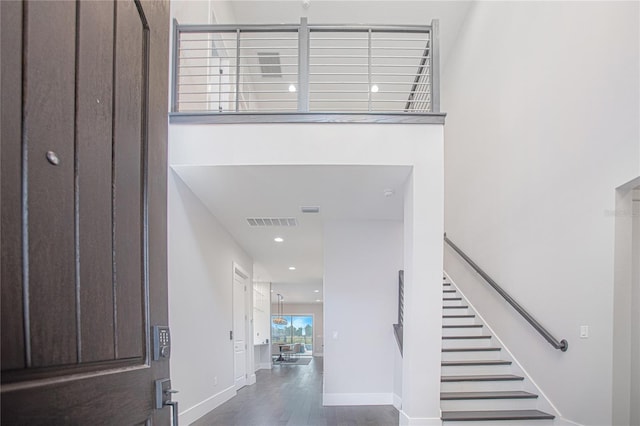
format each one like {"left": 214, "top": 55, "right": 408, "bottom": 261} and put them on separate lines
{"left": 444, "top": 305, "right": 469, "bottom": 309}
{"left": 443, "top": 325, "right": 483, "bottom": 328}
{"left": 442, "top": 347, "right": 501, "bottom": 352}
{"left": 441, "top": 391, "right": 538, "bottom": 400}
{"left": 443, "top": 335, "right": 491, "bottom": 340}
{"left": 443, "top": 314, "right": 475, "bottom": 318}
{"left": 442, "top": 374, "right": 524, "bottom": 382}
{"left": 442, "top": 360, "right": 512, "bottom": 366}
{"left": 441, "top": 409, "right": 555, "bottom": 421}
{"left": 443, "top": 297, "right": 463, "bottom": 300}
{"left": 443, "top": 290, "right": 457, "bottom": 293}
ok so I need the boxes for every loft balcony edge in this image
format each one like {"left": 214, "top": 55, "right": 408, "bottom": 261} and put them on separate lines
{"left": 169, "top": 111, "right": 446, "bottom": 125}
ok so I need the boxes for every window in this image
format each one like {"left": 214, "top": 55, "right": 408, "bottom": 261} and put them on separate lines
{"left": 271, "top": 315, "right": 313, "bottom": 354}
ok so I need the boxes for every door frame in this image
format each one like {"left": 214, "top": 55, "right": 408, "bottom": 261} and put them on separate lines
{"left": 232, "top": 262, "right": 252, "bottom": 389}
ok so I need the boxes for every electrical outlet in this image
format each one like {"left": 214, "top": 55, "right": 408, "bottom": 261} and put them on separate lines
{"left": 580, "top": 325, "right": 589, "bottom": 338}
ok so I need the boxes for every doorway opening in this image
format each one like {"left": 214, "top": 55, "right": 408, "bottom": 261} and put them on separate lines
{"left": 271, "top": 314, "right": 314, "bottom": 359}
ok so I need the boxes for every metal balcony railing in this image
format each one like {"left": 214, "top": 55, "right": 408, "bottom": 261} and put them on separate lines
{"left": 171, "top": 18, "right": 440, "bottom": 115}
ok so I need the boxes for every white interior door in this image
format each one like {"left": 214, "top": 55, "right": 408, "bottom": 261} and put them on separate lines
{"left": 233, "top": 266, "right": 248, "bottom": 390}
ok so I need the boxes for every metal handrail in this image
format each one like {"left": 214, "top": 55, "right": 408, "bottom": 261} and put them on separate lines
{"left": 444, "top": 234, "right": 568, "bottom": 352}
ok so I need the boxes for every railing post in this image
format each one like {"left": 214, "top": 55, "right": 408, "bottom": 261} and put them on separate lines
{"left": 171, "top": 19, "right": 180, "bottom": 112}
{"left": 367, "top": 29, "right": 372, "bottom": 112}
{"left": 298, "top": 17, "right": 310, "bottom": 112}
{"left": 235, "top": 29, "right": 241, "bottom": 112}
{"left": 430, "top": 19, "right": 440, "bottom": 113}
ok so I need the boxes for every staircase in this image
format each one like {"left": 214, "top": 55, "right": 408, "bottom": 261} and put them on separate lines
{"left": 440, "top": 277, "right": 555, "bottom": 424}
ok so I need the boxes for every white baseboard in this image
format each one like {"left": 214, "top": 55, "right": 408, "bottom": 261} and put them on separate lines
{"left": 178, "top": 385, "right": 235, "bottom": 425}
{"left": 258, "top": 362, "right": 271, "bottom": 370}
{"left": 313, "top": 352, "right": 323, "bottom": 357}
{"left": 399, "top": 410, "right": 441, "bottom": 425}
{"left": 323, "top": 392, "right": 393, "bottom": 406}
{"left": 248, "top": 373, "right": 256, "bottom": 385}
{"left": 393, "top": 393, "right": 402, "bottom": 410}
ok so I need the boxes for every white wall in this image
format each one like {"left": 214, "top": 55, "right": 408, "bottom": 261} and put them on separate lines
{"left": 323, "top": 220, "right": 403, "bottom": 406}
{"left": 272, "top": 302, "right": 325, "bottom": 356}
{"left": 441, "top": 2, "right": 639, "bottom": 426}
{"left": 168, "top": 171, "right": 254, "bottom": 425}
{"left": 169, "top": 122, "right": 445, "bottom": 423}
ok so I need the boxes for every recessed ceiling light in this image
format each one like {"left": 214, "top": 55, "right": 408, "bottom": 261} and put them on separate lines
{"left": 288, "top": 266, "right": 296, "bottom": 271}
{"left": 289, "top": 84, "right": 297, "bottom": 92}
{"left": 274, "top": 237, "right": 284, "bottom": 242}
{"left": 314, "top": 290, "right": 319, "bottom": 293}
{"left": 383, "top": 189, "right": 395, "bottom": 197}
{"left": 315, "top": 299, "right": 322, "bottom": 302}
{"left": 370, "top": 84, "right": 379, "bottom": 93}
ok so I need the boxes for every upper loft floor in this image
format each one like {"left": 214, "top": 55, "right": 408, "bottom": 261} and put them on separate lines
{"left": 169, "top": 17, "right": 445, "bottom": 124}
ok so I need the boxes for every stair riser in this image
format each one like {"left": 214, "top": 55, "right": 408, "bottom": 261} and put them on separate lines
{"left": 440, "top": 398, "right": 538, "bottom": 411}
{"left": 442, "top": 328, "right": 484, "bottom": 337}
{"left": 442, "top": 339, "right": 492, "bottom": 349}
{"left": 441, "top": 364, "right": 512, "bottom": 375}
{"left": 441, "top": 380, "right": 524, "bottom": 393}
{"left": 441, "top": 351, "right": 502, "bottom": 361}
{"left": 443, "top": 317, "right": 477, "bottom": 326}
{"left": 442, "top": 419, "right": 554, "bottom": 426}
{"left": 443, "top": 300, "right": 465, "bottom": 307}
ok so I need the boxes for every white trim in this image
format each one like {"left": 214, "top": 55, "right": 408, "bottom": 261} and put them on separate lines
{"left": 322, "top": 392, "right": 393, "bottom": 406}
{"left": 248, "top": 373, "right": 256, "bottom": 385}
{"left": 399, "top": 410, "right": 441, "bottom": 426}
{"left": 258, "top": 362, "right": 272, "bottom": 370}
{"left": 178, "top": 385, "right": 235, "bottom": 425}
{"left": 393, "top": 393, "right": 402, "bottom": 410}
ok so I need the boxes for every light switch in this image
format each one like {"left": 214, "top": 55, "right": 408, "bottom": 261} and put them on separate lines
{"left": 580, "top": 325, "right": 589, "bottom": 338}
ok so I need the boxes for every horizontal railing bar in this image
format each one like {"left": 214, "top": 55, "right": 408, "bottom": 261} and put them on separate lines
{"left": 179, "top": 100, "right": 297, "bottom": 104}
{"left": 310, "top": 54, "right": 427, "bottom": 59}
{"left": 178, "top": 24, "right": 299, "bottom": 33}
{"left": 311, "top": 64, "right": 429, "bottom": 68}
{"left": 311, "top": 37, "right": 428, "bottom": 42}
{"left": 443, "top": 234, "right": 568, "bottom": 352}
{"left": 310, "top": 72, "right": 423, "bottom": 76}
{"left": 309, "top": 24, "right": 430, "bottom": 33}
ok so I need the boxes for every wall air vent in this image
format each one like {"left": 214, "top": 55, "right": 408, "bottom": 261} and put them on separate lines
{"left": 246, "top": 217, "right": 297, "bottom": 227}
{"left": 257, "top": 52, "right": 282, "bottom": 78}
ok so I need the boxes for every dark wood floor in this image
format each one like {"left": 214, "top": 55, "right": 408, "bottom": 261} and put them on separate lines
{"left": 192, "top": 357, "right": 399, "bottom": 426}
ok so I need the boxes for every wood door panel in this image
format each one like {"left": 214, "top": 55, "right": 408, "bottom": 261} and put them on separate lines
{"left": 0, "top": 0, "right": 26, "bottom": 371}
{"left": 77, "top": 0, "right": 117, "bottom": 364}
{"left": 2, "top": 367, "right": 154, "bottom": 425}
{"left": 24, "top": 0, "right": 78, "bottom": 368}
{"left": 113, "top": 0, "right": 145, "bottom": 360}
{"left": 1, "top": 0, "right": 170, "bottom": 421}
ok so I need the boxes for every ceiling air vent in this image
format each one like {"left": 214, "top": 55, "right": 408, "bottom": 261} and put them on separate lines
{"left": 300, "top": 206, "right": 320, "bottom": 214}
{"left": 257, "top": 52, "right": 282, "bottom": 78}
{"left": 246, "top": 217, "right": 297, "bottom": 227}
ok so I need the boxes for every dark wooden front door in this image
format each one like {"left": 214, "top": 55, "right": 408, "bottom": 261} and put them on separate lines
{"left": 1, "top": 0, "right": 170, "bottom": 423}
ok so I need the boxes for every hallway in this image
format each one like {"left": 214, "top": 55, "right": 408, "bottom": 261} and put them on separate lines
{"left": 192, "top": 358, "right": 399, "bottom": 426}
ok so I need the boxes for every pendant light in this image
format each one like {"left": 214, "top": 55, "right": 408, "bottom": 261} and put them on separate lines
{"left": 272, "top": 293, "right": 288, "bottom": 325}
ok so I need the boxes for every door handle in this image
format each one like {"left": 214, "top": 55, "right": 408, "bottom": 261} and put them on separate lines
{"left": 155, "top": 379, "right": 179, "bottom": 425}
{"left": 166, "top": 400, "right": 179, "bottom": 426}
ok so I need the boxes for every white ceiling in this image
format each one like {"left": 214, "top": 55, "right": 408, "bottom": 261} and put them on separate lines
{"left": 173, "top": 165, "right": 411, "bottom": 303}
